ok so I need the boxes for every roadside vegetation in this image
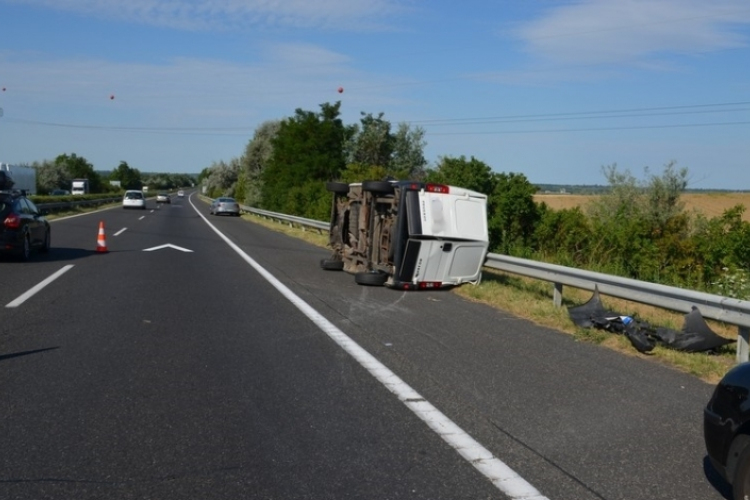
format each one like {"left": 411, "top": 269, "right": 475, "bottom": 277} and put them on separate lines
{"left": 199, "top": 100, "right": 749, "bottom": 382}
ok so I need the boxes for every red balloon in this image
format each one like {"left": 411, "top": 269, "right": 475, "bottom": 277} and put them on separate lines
{"left": 1, "top": 87, "right": 5, "bottom": 91}
{"left": 337, "top": 87, "right": 344, "bottom": 93}
{"left": 110, "top": 94, "right": 115, "bottom": 100}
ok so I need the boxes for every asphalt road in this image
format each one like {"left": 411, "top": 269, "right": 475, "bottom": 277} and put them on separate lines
{"left": 0, "top": 192, "right": 732, "bottom": 500}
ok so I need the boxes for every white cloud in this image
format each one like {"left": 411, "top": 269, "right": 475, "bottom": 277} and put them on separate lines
{"left": 517, "top": 0, "right": 750, "bottom": 66}
{"left": 2, "top": 0, "right": 409, "bottom": 31}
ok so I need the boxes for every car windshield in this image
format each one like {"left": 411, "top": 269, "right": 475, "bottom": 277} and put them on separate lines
{"left": 126, "top": 192, "right": 143, "bottom": 199}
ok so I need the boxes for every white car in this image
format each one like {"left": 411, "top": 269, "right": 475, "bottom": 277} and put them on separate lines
{"left": 177, "top": 190, "right": 185, "bottom": 198}
{"left": 122, "top": 190, "right": 146, "bottom": 210}
{"left": 321, "top": 180, "right": 489, "bottom": 290}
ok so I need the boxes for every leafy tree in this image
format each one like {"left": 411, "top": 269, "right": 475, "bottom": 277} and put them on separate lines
{"left": 344, "top": 117, "right": 427, "bottom": 180}
{"left": 345, "top": 112, "right": 393, "bottom": 169}
{"left": 33, "top": 160, "right": 68, "bottom": 194}
{"left": 203, "top": 159, "right": 240, "bottom": 198}
{"left": 262, "top": 102, "right": 348, "bottom": 214}
{"left": 488, "top": 172, "right": 539, "bottom": 254}
{"left": 585, "top": 162, "right": 691, "bottom": 281}
{"left": 109, "top": 161, "right": 142, "bottom": 190}
{"left": 241, "top": 120, "right": 280, "bottom": 206}
{"left": 533, "top": 204, "right": 593, "bottom": 266}
{"left": 54, "top": 153, "right": 103, "bottom": 193}
{"left": 390, "top": 122, "right": 427, "bottom": 179}
{"left": 424, "top": 155, "right": 494, "bottom": 195}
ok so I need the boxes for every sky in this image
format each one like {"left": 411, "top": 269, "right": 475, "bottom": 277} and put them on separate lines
{"left": 0, "top": 0, "right": 749, "bottom": 190}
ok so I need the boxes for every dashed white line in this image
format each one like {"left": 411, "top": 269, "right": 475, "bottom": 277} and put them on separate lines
{"left": 5, "top": 265, "right": 75, "bottom": 308}
{"left": 190, "top": 198, "right": 550, "bottom": 500}
{"left": 114, "top": 227, "right": 127, "bottom": 236}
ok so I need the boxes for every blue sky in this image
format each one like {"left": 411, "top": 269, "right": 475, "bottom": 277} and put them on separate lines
{"left": 0, "top": 0, "right": 749, "bottom": 189}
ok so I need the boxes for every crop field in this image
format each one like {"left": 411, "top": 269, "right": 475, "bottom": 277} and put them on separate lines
{"left": 534, "top": 192, "right": 750, "bottom": 222}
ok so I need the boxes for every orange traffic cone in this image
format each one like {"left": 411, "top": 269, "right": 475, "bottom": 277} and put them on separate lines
{"left": 96, "top": 221, "right": 108, "bottom": 253}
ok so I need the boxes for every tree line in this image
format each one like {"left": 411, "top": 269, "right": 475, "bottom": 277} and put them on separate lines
{"left": 30, "top": 154, "right": 195, "bottom": 194}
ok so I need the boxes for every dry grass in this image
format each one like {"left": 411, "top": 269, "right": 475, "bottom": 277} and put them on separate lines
{"left": 535, "top": 192, "right": 750, "bottom": 222}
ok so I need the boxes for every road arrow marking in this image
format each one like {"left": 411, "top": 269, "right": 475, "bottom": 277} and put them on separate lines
{"left": 142, "top": 244, "right": 193, "bottom": 253}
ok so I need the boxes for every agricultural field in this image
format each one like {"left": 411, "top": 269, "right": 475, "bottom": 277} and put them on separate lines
{"left": 534, "top": 192, "right": 750, "bottom": 222}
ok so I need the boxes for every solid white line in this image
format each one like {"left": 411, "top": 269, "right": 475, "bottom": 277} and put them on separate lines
{"left": 114, "top": 228, "right": 127, "bottom": 236}
{"left": 5, "top": 265, "right": 75, "bottom": 308}
{"left": 190, "top": 198, "right": 549, "bottom": 500}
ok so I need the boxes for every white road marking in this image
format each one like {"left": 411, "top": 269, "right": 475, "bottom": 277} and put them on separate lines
{"left": 190, "top": 199, "right": 549, "bottom": 500}
{"left": 5, "top": 265, "right": 75, "bottom": 308}
{"left": 142, "top": 243, "right": 193, "bottom": 253}
{"left": 138, "top": 215, "right": 146, "bottom": 220}
{"left": 114, "top": 228, "right": 127, "bottom": 236}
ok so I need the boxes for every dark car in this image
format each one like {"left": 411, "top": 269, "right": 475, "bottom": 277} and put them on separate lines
{"left": 1, "top": 189, "right": 51, "bottom": 261}
{"left": 705, "top": 362, "right": 750, "bottom": 498}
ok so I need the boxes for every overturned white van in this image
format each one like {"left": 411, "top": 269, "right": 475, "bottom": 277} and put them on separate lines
{"left": 322, "top": 180, "right": 489, "bottom": 290}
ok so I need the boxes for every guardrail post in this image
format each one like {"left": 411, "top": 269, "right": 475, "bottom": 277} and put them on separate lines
{"left": 738, "top": 326, "right": 750, "bottom": 364}
{"left": 553, "top": 282, "right": 563, "bottom": 308}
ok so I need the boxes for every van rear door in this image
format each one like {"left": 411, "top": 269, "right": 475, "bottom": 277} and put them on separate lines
{"left": 394, "top": 239, "right": 487, "bottom": 288}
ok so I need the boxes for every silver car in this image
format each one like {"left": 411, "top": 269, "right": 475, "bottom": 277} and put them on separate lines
{"left": 210, "top": 197, "right": 240, "bottom": 216}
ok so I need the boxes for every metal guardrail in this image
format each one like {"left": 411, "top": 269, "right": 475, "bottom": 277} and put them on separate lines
{"left": 243, "top": 205, "right": 750, "bottom": 362}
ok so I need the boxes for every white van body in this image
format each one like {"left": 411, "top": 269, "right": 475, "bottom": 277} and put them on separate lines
{"left": 323, "top": 180, "right": 489, "bottom": 290}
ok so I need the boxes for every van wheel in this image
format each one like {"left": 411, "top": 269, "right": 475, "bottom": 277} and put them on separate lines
{"left": 355, "top": 271, "right": 388, "bottom": 286}
{"left": 326, "top": 182, "right": 350, "bottom": 195}
{"left": 320, "top": 259, "right": 344, "bottom": 271}
{"left": 362, "top": 180, "right": 394, "bottom": 195}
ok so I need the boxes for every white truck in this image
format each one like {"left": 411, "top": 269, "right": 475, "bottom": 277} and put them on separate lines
{"left": 71, "top": 178, "right": 90, "bottom": 195}
{"left": 0, "top": 163, "right": 37, "bottom": 195}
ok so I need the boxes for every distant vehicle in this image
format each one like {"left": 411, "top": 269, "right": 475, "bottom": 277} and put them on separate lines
{"left": 1, "top": 182, "right": 50, "bottom": 260}
{"left": 0, "top": 163, "right": 36, "bottom": 195}
{"left": 177, "top": 190, "right": 185, "bottom": 198}
{"left": 321, "top": 180, "right": 489, "bottom": 290}
{"left": 122, "top": 190, "right": 146, "bottom": 210}
{"left": 156, "top": 193, "right": 170, "bottom": 204}
{"left": 50, "top": 189, "right": 70, "bottom": 196}
{"left": 209, "top": 197, "right": 240, "bottom": 216}
{"left": 705, "top": 362, "right": 750, "bottom": 498}
{"left": 71, "top": 178, "right": 89, "bottom": 195}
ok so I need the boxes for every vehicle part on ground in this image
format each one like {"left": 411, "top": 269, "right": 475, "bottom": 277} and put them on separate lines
{"left": 354, "top": 271, "right": 389, "bottom": 286}
{"left": 569, "top": 286, "right": 734, "bottom": 353}
{"left": 320, "top": 258, "right": 344, "bottom": 271}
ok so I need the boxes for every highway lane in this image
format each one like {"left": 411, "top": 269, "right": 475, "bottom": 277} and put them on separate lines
{"left": 0, "top": 192, "right": 731, "bottom": 499}
{"left": 1, "top": 194, "right": 503, "bottom": 499}
{"left": 194, "top": 195, "right": 729, "bottom": 500}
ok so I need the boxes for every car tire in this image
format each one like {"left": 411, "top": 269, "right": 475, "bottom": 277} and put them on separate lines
{"left": 40, "top": 229, "right": 50, "bottom": 253}
{"left": 320, "top": 258, "right": 344, "bottom": 271}
{"left": 354, "top": 271, "right": 388, "bottom": 286}
{"left": 19, "top": 235, "right": 31, "bottom": 261}
{"left": 326, "top": 182, "right": 350, "bottom": 195}
{"left": 362, "top": 180, "right": 394, "bottom": 195}
{"left": 733, "top": 443, "right": 750, "bottom": 500}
